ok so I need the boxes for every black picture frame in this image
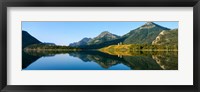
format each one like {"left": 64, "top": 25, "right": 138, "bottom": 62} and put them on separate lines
{"left": 0, "top": 0, "right": 199, "bottom": 92}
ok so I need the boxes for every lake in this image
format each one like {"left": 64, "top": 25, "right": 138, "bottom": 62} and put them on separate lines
{"left": 22, "top": 51, "right": 178, "bottom": 70}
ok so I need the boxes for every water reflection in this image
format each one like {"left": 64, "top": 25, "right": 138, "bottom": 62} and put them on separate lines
{"left": 22, "top": 51, "right": 178, "bottom": 70}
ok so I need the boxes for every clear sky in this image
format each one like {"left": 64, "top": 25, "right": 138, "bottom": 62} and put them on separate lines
{"left": 22, "top": 21, "right": 178, "bottom": 46}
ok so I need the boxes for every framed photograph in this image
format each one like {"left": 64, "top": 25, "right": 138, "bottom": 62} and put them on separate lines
{"left": 0, "top": 0, "right": 199, "bottom": 92}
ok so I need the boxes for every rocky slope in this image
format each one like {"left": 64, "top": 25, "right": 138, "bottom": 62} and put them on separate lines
{"left": 152, "top": 29, "right": 178, "bottom": 45}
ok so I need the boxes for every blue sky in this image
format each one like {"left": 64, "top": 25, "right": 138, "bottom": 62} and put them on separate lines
{"left": 22, "top": 21, "right": 178, "bottom": 46}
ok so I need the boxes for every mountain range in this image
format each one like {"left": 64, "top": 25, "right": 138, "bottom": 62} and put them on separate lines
{"left": 69, "top": 31, "right": 121, "bottom": 47}
{"left": 22, "top": 22, "right": 178, "bottom": 49}
{"left": 68, "top": 22, "right": 177, "bottom": 49}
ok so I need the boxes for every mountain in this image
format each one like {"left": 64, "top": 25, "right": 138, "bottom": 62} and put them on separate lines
{"left": 69, "top": 37, "right": 92, "bottom": 47}
{"left": 69, "top": 31, "right": 122, "bottom": 49}
{"left": 22, "top": 30, "right": 41, "bottom": 48}
{"left": 152, "top": 29, "right": 178, "bottom": 45}
{"left": 123, "top": 22, "right": 170, "bottom": 44}
{"left": 87, "top": 31, "right": 120, "bottom": 45}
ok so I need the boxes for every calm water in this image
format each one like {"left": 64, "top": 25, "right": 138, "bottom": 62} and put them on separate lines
{"left": 22, "top": 51, "right": 178, "bottom": 70}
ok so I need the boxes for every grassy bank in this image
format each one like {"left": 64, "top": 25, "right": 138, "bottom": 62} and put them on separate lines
{"left": 99, "top": 44, "right": 178, "bottom": 56}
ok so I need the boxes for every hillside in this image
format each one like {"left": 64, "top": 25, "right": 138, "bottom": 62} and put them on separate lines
{"left": 123, "top": 22, "right": 170, "bottom": 44}
{"left": 22, "top": 30, "right": 41, "bottom": 48}
{"left": 87, "top": 31, "right": 120, "bottom": 45}
{"left": 78, "top": 37, "right": 127, "bottom": 49}
{"left": 152, "top": 29, "right": 178, "bottom": 45}
{"left": 69, "top": 37, "right": 92, "bottom": 47}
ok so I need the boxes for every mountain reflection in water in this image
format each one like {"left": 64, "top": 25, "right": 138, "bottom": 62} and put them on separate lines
{"left": 22, "top": 51, "right": 178, "bottom": 70}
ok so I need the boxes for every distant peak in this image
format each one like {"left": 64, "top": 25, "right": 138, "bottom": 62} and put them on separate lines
{"left": 101, "top": 31, "right": 110, "bottom": 34}
{"left": 144, "top": 22, "right": 156, "bottom": 26}
{"left": 99, "top": 31, "right": 112, "bottom": 36}
{"left": 82, "top": 37, "right": 91, "bottom": 39}
{"left": 81, "top": 37, "right": 92, "bottom": 41}
{"left": 95, "top": 31, "right": 120, "bottom": 39}
{"left": 138, "top": 22, "right": 157, "bottom": 29}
